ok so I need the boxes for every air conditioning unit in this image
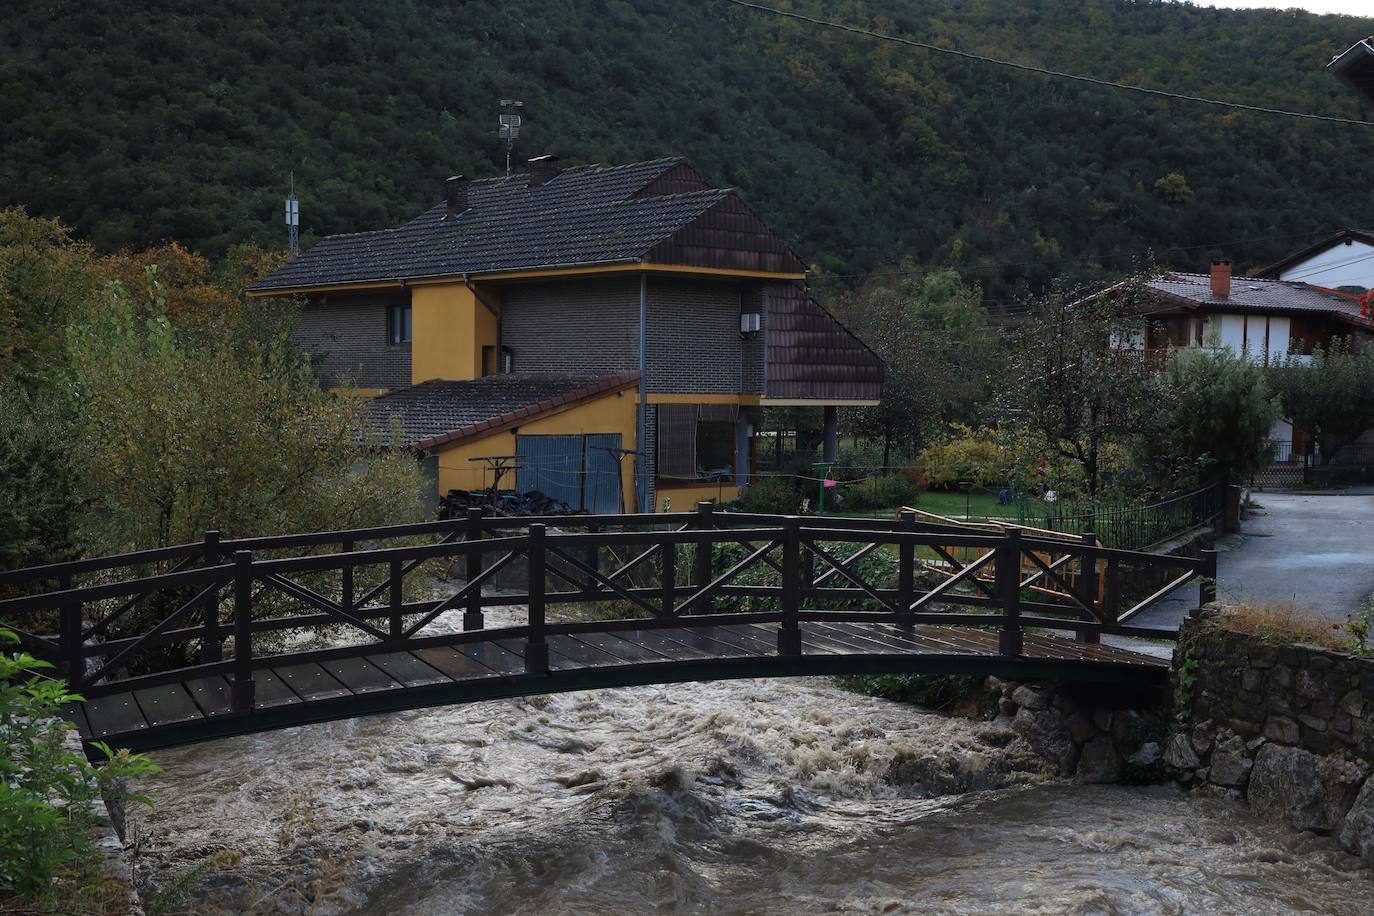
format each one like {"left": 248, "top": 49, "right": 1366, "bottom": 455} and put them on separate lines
{"left": 740, "top": 312, "right": 761, "bottom": 335}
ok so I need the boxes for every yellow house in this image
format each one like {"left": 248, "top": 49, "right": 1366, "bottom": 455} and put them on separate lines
{"left": 249, "top": 157, "right": 882, "bottom": 512}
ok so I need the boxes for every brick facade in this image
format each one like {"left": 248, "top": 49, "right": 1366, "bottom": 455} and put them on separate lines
{"left": 645, "top": 278, "right": 746, "bottom": 394}
{"left": 500, "top": 276, "right": 761, "bottom": 396}
{"left": 293, "top": 294, "right": 411, "bottom": 389}
{"left": 500, "top": 278, "right": 640, "bottom": 375}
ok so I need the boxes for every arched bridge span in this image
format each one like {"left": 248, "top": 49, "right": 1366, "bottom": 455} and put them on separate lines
{"left": 0, "top": 507, "right": 1207, "bottom": 752}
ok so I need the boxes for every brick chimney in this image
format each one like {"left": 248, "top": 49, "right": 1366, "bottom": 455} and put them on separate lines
{"left": 527, "top": 154, "right": 560, "bottom": 187}
{"left": 1210, "top": 259, "right": 1232, "bottom": 299}
{"left": 443, "top": 175, "right": 468, "bottom": 220}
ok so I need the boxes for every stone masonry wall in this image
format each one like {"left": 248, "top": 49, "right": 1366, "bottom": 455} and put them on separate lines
{"left": 969, "top": 678, "right": 1170, "bottom": 784}
{"left": 1169, "top": 608, "right": 1374, "bottom": 860}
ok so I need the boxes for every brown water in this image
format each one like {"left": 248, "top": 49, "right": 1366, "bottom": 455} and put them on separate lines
{"left": 129, "top": 664, "right": 1370, "bottom": 915}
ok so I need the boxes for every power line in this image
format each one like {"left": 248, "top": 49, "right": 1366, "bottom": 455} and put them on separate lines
{"left": 720, "top": 0, "right": 1374, "bottom": 127}
{"left": 1273, "top": 249, "right": 1374, "bottom": 283}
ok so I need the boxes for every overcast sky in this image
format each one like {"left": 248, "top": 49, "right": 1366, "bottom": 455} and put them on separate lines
{"left": 1202, "top": 0, "right": 1372, "bottom": 16}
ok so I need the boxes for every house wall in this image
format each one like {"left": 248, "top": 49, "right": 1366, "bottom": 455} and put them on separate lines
{"left": 500, "top": 277, "right": 640, "bottom": 375}
{"left": 646, "top": 278, "right": 753, "bottom": 394}
{"left": 293, "top": 294, "right": 411, "bottom": 390}
{"left": 429, "top": 389, "right": 638, "bottom": 505}
{"left": 499, "top": 276, "right": 760, "bottom": 395}
{"left": 1277, "top": 240, "right": 1374, "bottom": 291}
{"left": 411, "top": 282, "right": 498, "bottom": 383}
{"left": 1206, "top": 313, "right": 1290, "bottom": 363}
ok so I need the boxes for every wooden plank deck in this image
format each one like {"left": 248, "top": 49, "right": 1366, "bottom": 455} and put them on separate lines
{"left": 68, "top": 622, "right": 1168, "bottom": 751}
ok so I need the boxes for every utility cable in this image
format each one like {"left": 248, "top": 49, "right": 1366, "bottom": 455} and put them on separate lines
{"left": 720, "top": 0, "right": 1374, "bottom": 127}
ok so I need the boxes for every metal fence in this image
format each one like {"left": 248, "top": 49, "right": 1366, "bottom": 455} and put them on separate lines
{"left": 1251, "top": 444, "right": 1374, "bottom": 490}
{"left": 1015, "top": 484, "right": 1222, "bottom": 551}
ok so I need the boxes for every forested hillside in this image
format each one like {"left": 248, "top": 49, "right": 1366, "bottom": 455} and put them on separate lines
{"left": 2, "top": 0, "right": 1372, "bottom": 297}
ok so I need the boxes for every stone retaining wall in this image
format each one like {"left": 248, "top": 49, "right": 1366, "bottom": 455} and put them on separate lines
{"left": 970, "top": 677, "right": 1170, "bottom": 783}
{"left": 1170, "top": 607, "right": 1374, "bottom": 861}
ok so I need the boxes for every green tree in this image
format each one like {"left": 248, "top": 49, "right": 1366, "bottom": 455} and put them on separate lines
{"left": 1006, "top": 278, "right": 1154, "bottom": 499}
{"left": 0, "top": 208, "right": 99, "bottom": 390}
{"left": 828, "top": 265, "right": 996, "bottom": 466}
{"left": 1139, "top": 346, "right": 1280, "bottom": 488}
{"left": 1271, "top": 339, "right": 1374, "bottom": 466}
{"left": 66, "top": 277, "right": 427, "bottom": 554}
{"left": 0, "top": 384, "right": 79, "bottom": 572}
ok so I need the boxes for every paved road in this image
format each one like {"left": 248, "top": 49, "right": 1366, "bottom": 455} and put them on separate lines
{"left": 1106, "top": 490, "right": 1374, "bottom": 656}
{"left": 1215, "top": 491, "right": 1374, "bottom": 623}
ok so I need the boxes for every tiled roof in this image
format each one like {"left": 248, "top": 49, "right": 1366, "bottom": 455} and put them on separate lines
{"left": 1146, "top": 273, "right": 1368, "bottom": 321}
{"left": 368, "top": 372, "right": 640, "bottom": 451}
{"left": 251, "top": 159, "right": 734, "bottom": 291}
{"left": 765, "top": 284, "right": 884, "bottom": 402}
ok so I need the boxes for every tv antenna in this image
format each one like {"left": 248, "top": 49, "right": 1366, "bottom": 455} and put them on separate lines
{"left": 284, "top": 172, "right": 300, "bottom": 255}
{"left": 498, "top": 99, "right": 524, "bottom": 177}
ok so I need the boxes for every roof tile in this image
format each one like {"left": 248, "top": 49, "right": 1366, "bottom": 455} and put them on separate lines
{"left": 251, "top": 159, "right": 733, "bottom": 290}
{"left": 369, "top": 372, "right": 640, "bottom": 451}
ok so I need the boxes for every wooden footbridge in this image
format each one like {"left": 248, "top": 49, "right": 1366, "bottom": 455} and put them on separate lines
{"left": 0, "top": 506, "right": 1213, "bottom": 752}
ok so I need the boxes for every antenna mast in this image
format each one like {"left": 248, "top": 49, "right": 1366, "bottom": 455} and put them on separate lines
{"left": 498, "top": 99, "right": 524, "bottom": 177}
{"left": 284, "top": 172, "right": 300, "bottom": 255}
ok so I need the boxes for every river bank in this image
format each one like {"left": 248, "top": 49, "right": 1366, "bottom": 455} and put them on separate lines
{"left": 129, "top": 672, "right": 1369, "bottom": 914}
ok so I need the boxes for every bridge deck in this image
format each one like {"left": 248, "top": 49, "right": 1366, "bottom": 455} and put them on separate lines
{"left": 65, "top": 621, "right": 1168, "bottom": 752}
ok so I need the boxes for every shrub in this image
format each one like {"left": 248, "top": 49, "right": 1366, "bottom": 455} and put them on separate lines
{"left": 840, "top": 473, "right": 922, "bottom": 511}
{"left": 1217, "top": 600, "right": 1344, "bottom": 651}
{"left": 738, "top": 475, "right": 802, "bottom": 514}
{"left": 0, "top": 629, "right": 158, "bottom": 908}
{"left": 0, "top": 384, "right": 79, "bottom": 574}
{"left": 914, "top": 425, "right": 1011, "bottom": 490}
{"left": 834, "top": 673, "right": 982, "bottom": 711}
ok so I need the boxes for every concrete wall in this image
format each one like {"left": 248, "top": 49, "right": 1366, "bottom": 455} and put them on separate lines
{"left": 411, "top": 282, "right": 497, "bottom": 383}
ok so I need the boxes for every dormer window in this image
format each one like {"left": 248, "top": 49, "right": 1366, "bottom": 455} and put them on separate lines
{"left": 388, "top": 303, "right": 412, "bottom": 344}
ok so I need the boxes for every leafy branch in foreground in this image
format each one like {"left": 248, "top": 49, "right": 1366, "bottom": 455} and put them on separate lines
{"left": 0, "top": 628, "right": 159, "bottom": 910}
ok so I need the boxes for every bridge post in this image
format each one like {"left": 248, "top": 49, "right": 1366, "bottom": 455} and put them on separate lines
{"left": 464, "top": 508, "right": 484, "bottom": 631}
{"left": 585, "top": 523, "right": 600, "bottom": 594}
{"left": 660, "top": 537, "right": 677, "bottom": 618}
{"left": 525, "top": 524, "right": 549, "bottom": 673}
{"left": 694, "top": 502, "right": 715, "bottom": 616}
{"left": 231, "top": 550, "right": 256, "bottom": 714}
{"left": 201, "top": 530, "right": 222, "bottom": 663}
{"left": 896, "top": 511, "right": 916, "bottom": 628}
{"left": 341, "top": 540, "right": 355, "bottom": 615}
{"left": 59, "top": 571, "right": 82, "bottom": 692}
{"left": 778, "top": 516, "right": 802, "bottom": 656}
{"left": 1078, "top": 531, "right": 1099, "bottom": 645}
{"left": 1104, "top": 559, "right": 1121, "bottom": 631}
{"left": 1198, "top": 548, "right": 1218, "bottom": 611}
{"left": 389, "top": 558, "right": 404, "bottom": 641}
{"left": 997, "top": 527, "right": 1023, "bottom": 657}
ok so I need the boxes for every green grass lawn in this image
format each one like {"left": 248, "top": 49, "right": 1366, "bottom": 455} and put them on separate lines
{"left": 828, "top": 489, "right": 1032, "bottom": 522}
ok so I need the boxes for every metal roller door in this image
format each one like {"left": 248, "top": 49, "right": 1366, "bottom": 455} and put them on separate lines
{"left": 516, "top": 433, "right": 623, "bottom": 513}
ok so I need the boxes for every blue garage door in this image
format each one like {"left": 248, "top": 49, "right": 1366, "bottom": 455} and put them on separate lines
{"left": 515, "top": 434, "right": 623, "bottom": 514}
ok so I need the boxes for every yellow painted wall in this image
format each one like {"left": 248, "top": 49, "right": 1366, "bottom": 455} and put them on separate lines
{"left": 431, "top": 389, "right": 637, "bottom": 507}
{"left": 654, "top": 482, "right": 740, "bottom": 512}
{"left": 410, "top": 282, "right": 499, "bottom": 383}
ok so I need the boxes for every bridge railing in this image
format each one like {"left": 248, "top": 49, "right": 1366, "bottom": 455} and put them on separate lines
{"left": 0, "top": 505, "right": 1214, "bottom": 709}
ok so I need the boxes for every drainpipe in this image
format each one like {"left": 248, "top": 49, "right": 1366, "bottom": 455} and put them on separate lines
{"left": 637, "top": 274, "right": 650, "bottom": 512}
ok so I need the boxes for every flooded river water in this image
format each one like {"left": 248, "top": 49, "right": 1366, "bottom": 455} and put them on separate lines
{"left": 131, "top": 666, "right": 1370, "bottom": 915}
